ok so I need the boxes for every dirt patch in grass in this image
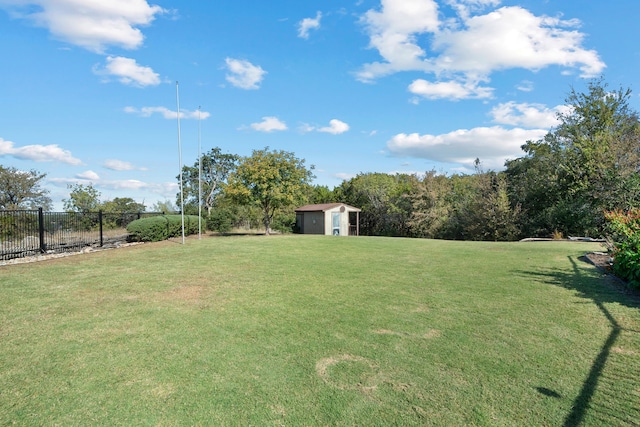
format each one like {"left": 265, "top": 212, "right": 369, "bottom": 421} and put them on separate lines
{"left": 612, "top": 346, "right": 638, "bottom": 356}
{"left": 423, "top": 329, "right": 441, "bottom": 339}
{"left": 158, "top": 285, "right": 209, "bottom": 303}
{"left": 584, "top": 252, "right": 613, "bottom": 272}
{"left": 316, "top": 354, "right": 379, "bottom": 393}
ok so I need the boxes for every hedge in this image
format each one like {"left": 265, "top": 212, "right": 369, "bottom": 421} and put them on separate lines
{"left": 605, "top": 209, "right": 640, "bottom": 289}
{"left": 126, "top": 215, "right": 200, "bottom": 242}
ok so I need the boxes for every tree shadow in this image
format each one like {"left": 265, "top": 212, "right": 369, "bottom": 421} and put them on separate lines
{"left": 517, "top": 256, "right": 640, "bottom": 427}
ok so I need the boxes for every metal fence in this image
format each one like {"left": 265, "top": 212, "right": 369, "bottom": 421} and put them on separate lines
{"left": 0, "top": 209, "right": 162, "bottom": 260}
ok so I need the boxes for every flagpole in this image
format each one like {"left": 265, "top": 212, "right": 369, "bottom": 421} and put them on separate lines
{"left": 198, "top": 105, "right": 202, "bottom": 240}
{"left": 176, "top": 81, "right": 185, "bottom": 244}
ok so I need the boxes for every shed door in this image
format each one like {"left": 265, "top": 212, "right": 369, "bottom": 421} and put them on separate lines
{"left": 332, "top": 212, "right": 340, "bottom": 235}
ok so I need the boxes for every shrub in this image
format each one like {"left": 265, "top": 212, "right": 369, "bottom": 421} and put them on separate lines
{"left": 127, "top": 215, "right": 201, "bottom": 242}
{"left": 604, "top": 209, "right": 640, "bottom": 288}
{"left": 270, "top": 211, "right": 296, "bottom": 233}
{"left": 207, "top": 208, "right": 234, "bottom": 233}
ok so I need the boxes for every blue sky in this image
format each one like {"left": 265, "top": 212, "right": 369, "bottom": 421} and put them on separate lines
{"left": 1, "top": 0, "right": 638, "bottom": 211}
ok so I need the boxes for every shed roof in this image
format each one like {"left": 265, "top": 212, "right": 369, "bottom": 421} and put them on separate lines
{"left": 295, "top": 203, "right": 361, "bottom": 212}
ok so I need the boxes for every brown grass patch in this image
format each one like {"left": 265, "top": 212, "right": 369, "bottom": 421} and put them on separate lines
{"left": 158, "top": 285, "right": 209, "bottom": 303}
{"left": 612, "top": 346, "right": 639, "bottom": 356}
{"left": 423, "top": 329, "right": 441, "bottom": 339}
{"left": 413, "top": 304, "right": 430, "bottom": 313}
{"left": 316, "top": 354, "right": 379, "bottom": 392}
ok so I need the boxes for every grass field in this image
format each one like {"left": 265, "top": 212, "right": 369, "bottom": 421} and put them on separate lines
{"left": 1, "top": 235, "right": 639, "bottom": 426}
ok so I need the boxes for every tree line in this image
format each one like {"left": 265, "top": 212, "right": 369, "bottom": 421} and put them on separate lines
{"left": 2, "top": 79, "right": 639, "bottom": 241}
{"left": 178, "top": 78, "right": 639, "bottom": 240}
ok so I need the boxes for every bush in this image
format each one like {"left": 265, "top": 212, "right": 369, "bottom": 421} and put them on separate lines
{"left": 207, "top": 208, "right": 234, "bottom": 233}
{"left": 127, "top": 215, "right": 201, "bottom": 242}
{"left": 604, "top": 209, "right": 640, "bottom": 288}
{"left": 270, "top": 211, "right": 296, "bottom": 233}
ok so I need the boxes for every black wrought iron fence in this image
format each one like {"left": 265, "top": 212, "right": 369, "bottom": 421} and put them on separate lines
{"left": 0, "top": 209, "right": 162, "bottom": 261}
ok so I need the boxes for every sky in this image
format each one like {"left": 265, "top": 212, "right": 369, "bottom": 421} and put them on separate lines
{"left": 1, "top": 0, "right": 639, "bottom": 211}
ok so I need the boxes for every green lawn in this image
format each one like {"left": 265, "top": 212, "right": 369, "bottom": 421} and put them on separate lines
{"left": 1, "top": 235, "right": 639, "bottom": 426}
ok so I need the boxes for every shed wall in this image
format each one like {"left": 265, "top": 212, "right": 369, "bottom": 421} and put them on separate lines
{"left": 324, "top": 207, "right": 350, "bottom": 236}
{"left": 300, "top": 211, "right": 324, "bottom": 234}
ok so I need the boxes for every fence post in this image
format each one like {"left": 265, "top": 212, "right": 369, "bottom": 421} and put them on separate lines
{"left": 99, "top": 210, "right": 104, "bottom": 247}
{"left": 38, "top": 207, "right": 46, "bottom": 253}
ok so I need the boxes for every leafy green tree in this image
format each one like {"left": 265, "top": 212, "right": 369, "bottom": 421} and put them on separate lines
{"left": 0, "top": 165, "right": 52, "bottom": 210}
{"left": 225, "top": 147, "right": 315, "bottom": 235}
{"left": 101, "top": 197, "right": 146, "bottom": 213}
{"left": 504, "top": 138, "right": 562, "bottom": 237}
{"left": 408, "top": 170, "right": 453, "bottom": 238}
{"left": 178, "top": 147, "right": 239, "bottom": 216}
{"left": 307, "top": 185, "right": 335, "bottom": 204}
{"left": 63, "top": 183, "right": 101, "bottom": 212}
{"left": 99, "top": 197, "right": 146, "bottom": 229}
{"left": 337, "top": 173, "right": 417, "bottom": 236}
{"left": 454, "top": 170, "right": 522, "bottom": 241}
{"left": 506, "top": 78, "right": 640, "bottom": 237}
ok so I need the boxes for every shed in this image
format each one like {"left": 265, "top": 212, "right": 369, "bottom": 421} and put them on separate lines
{"left": 295, "top": 203, "right": 361, "bottom": 236}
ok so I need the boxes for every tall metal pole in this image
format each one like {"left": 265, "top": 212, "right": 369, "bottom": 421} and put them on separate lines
{"left": 176, "top": 81, "right": 185, "bottom": 244}
{"left": 198, "top": 106, "right": 202, "bottom": 240}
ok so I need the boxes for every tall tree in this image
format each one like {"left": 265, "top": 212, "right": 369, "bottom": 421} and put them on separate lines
{"left": 454, "top": 170, "right": 521, "bottom": 241}
{"left": 0, "top": 165, "right": 52, "bottom": 210}
{"left": 506, "top": 78, "right": 640, "bottom": 237}
{"left": 63, "top": 183, "right": 101, "bottom": 212}
{"left": 225, "top": 147, "right": 314, "bottom": 235}
{"left": 408, "top": 170, "right": 453, "bottom": 239}
{"left": 178, "top": 147, "right": 239, "bottom": 216}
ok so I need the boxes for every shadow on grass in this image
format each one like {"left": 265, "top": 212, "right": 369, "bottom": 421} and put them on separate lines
{"left": 519, "top": 257, "right": 640, "bottom": 427}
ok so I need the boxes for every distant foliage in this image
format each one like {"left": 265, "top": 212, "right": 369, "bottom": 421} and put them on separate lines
{"left": 127, "top": 215, "right": 199, "bottom": 242}
{"left": 173, "top": 79, "right": 640, "bottom": 241}
{"left": 0, "top": 165, "right": 52, "bottom": 210}
{"left": 604, "top": 209, "right": 640, "bottom": 288}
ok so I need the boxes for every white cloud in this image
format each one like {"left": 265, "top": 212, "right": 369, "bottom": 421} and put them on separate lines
{"left": 298, "top": 123, "right": 316, "bottom": 133}
{"left": 408, "top": 78, "right": 493, "bottom": 100}
{"left": 445, "top": 0, "right": 500, "bottom": 21}
{"left": 516, "top": 80, "right": 534, "bottom": 92}
{"left": 225, "top": 58, "right": 266, "bottom": 90}
{"left": 0, "top": 0, "right": 165, "bottom": 53}
{"left": 0, "top": 137, "right": 82, "bottom": 165}
{"left": 103, "top": 159, "right": 147, "bottom": 171}
{"left": 357, "top": 0, "right": 440, "bottom": 81}
{"left": 298, "top": 11, "right": 322, "bottom": 39}
{"left": 387, "top": 126, "right": 548, "bottom": 170}
{"left": 432, "top": 7, "right": 604, "bottom": 77}
{"left": 76, "top": 170, "right": 100, "bottom": 180}
{"left": 250, "top": 117, "right": 287, "bottom": 132}
{"left": 94, "top": 56, "right": 161, "bottom": 87}
{"left": 124, "top": 106, "right": 210, "bottom": 120}
{"left": 334, "top": 172, "right": 356, "bottom": 181}
{"left": 357, "top": 1, "right": 605, "bottom": 98}
{"left": 490, "top": 102, "right": 570, "bottom": 129}
{"left": 49, "top": 177, "right": 178, "bottom": 199}
{"left": 318, "top": 119, "right": 350, "bottom": 135}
